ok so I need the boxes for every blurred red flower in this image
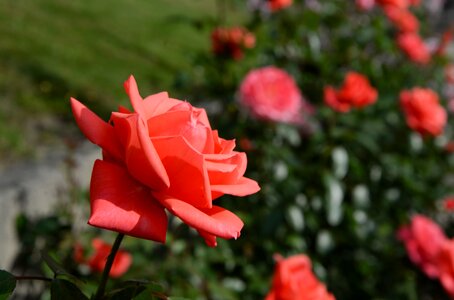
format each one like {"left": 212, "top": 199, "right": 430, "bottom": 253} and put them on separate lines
{"left": 268, "top": 0, "right": 293, "bottom": 11}
{"left": 71, "top": 76, "right": 260, "bottom": 247}
{"left": 399, "top": 88, "right": 447, "bottom": 136}
{"left": 376, "top": 0, "right": 409, "bottom": 8}
{"left": 397, "top": 215, "right": 446, "bottom": 278}
{"left": 265, "top": 254, "right": 335, "bottom": 300}
{"left": 324, "top": 72, "right": 378, "bottom": 112}
{"left": 383, "top": 6, "right": 419, "bottom": 33}
{"left": 397, "top": 33, "right": 431, "bottom": 64}
{"left": 74, "top": 238, "right": 132, "bottom": 278}
{"left": 437, "top": 240, "right": 454, "bottom": 298}
{"left": 211, "top": 27, "right": 255, "bottom": 60}
{"left": 443, "top": 197, "right": 454, "bottom": 211}
{"left": 239, "top": 66, "right": 313, "bottom": 124}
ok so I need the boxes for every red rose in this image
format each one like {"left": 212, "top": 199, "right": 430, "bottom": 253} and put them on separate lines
{"left": 383, "top": 7, "right": 419, "bottom": 33}
{"left": 268, "top": 0, "right": 293, "bottom": 11}
{"left": 211, "top": 27, "right": 255, "bottom": 60}
{"left": 71, "top": 76, "right": 260, "bottom": 247}
{"left": 443, "top": 197, "right": 454, "bottom": 211}
{"left": 74, "top": 238, "right": 132, "bottom": 278}
{"left": 437, "top": 240, "right": 454, "bottom": 298}
{"left": 324, "top": 72, "right": 378, "bottom": 112}
{"left": 397, "top": 215, "right": 446, "bottom": 278}
{"left": 239, "top": 66, "right": 313, "bottom": 124}
{"left": 399, "top": 88, "right": 447, "bottom": 136}
{"left": 265, "top": 254, "right": 335, "bottom": 300}
{"left": 397, "top": 33, "right": 431, "bottom": 64}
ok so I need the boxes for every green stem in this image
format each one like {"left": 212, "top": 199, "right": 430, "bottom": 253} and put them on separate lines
{"left": 93, "top": 233, "right": 125, "bottom": 300}
{"left": 15, "top": 275, "right": 53, "bottom": 282}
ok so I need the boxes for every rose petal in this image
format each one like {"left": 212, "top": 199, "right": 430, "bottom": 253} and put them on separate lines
{"left": 211, "top": 177, "right": 261, "bottom": 198}
{"left": 157, "top": 195, "right": 243, "bottom": 242}
{"left": 89, "top": 160, "right": 168, "bottom": 243}
{"left": 110, "top": 112, "right": 170, "bottom": 190}
{"left": 147, "top": 110, "right": 214, "bottom": 153}
{"left": 124, "top": 75, "right": 145, "bottom": 117}
{"left": 152, "top": 136, "right": 212, "bottom": 208}
{"left": 70, "top": 98, "right": 122, "bottom": 159}
{"left": 206, "top": 152, "right": 247, "bottom": 185}
{"left": 142, "top": 92, "right": 182, "bottom": 118}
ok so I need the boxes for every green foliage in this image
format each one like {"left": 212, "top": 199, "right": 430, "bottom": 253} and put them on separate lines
{"left": 50, "top": 279, "right": 88, "bottom": 300}
{"left": 0, "top": 270, "right": 16, "bottom": 300}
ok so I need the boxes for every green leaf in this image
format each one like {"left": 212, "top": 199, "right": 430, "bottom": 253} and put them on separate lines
{"left": 0, "top": 270, "right": 16, "bottom": 300}
{"left": 41, "top": 252, "right": 83, "bottom": 284}
{"left": 50, "top": 279, "right": 88, "bottom": 300}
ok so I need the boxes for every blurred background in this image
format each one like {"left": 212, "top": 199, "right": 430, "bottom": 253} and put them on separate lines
{"left": 1, "top": 1, "right": 453, "bottom": 299}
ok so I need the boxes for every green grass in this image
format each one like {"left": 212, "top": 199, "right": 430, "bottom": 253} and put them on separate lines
{"left": 0, "top": 0, "right": 227, "bottom": 161}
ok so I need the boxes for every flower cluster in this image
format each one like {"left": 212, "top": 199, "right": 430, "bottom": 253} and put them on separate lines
{"left": 211, "top": 27, "right": 255, "bottom": 60}
{"left": 374, "top": 0, "right": 430, "bottom": 64}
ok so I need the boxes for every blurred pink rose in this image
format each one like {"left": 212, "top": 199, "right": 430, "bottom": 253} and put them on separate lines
{"left": 397, "top": 33, "right": 431, "bottom": 64}
{"left": 239, "top": 66, "right": 312, "bottom": 124}
{"left": 356, "top": 0, "right": 375, "bottom": 11}
{"left": 399, "top": 88, "right": 447, "bottom": 136}
{"left": 324, "top": 72, "right": 378, "bottom": 112}
{"left": 397, "top": 215, "right": 446, "bottom": 278}
{"left": 265, "top": 254, "right": 335, "bottom": 300}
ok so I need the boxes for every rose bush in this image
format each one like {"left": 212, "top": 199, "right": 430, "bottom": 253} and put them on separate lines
{"left": 399, "top": 87, "right": 447, "bottom": 136}
{"left": 71, "top": 76, "right": 260, "bottom": 247}
{"left": 265, "top": 254, "right": 335, "bottom": 300}
{"left": 324, "top": 72, "right": 378, "bottom": 112}
{"left": 238, "top": 66, "right": 312, "bottom": 124}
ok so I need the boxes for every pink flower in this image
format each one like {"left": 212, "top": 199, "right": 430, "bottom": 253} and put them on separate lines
{"left": 356, "top": 0, "right": 375, "bottom": 11}
{"left": 74, "top": 238, "right": 132, "bottom": 278}
{"left": 268, "top": 0, "right": 293, "bottom": 11}
{"left": 399, "top": 88, "right": 447, "bottom": 136}
{"left": 239, "top": 66, "right": 312, "bottom": 124}
{"left": 397, "top": 33, "right": 431, "bottom": 64}
{"left": 265, "top": 254, "right": 335, "bottom": 300}
{"left": 324, "top": 72, "right": 378, "bottom": 112}
{"left": 397, "top": 215, "right": 447, "bottom": 278}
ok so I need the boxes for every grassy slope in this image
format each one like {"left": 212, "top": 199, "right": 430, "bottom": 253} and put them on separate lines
{"left": 0, "top": 0, "right": 216, "bottom": 160}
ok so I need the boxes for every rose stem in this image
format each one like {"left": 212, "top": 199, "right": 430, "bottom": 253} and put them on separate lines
{"left": 93, "top": 233, "right": 125, "bottom": 300}
{"left": 15, "top": 275, "right": 53, "bottom": 282}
